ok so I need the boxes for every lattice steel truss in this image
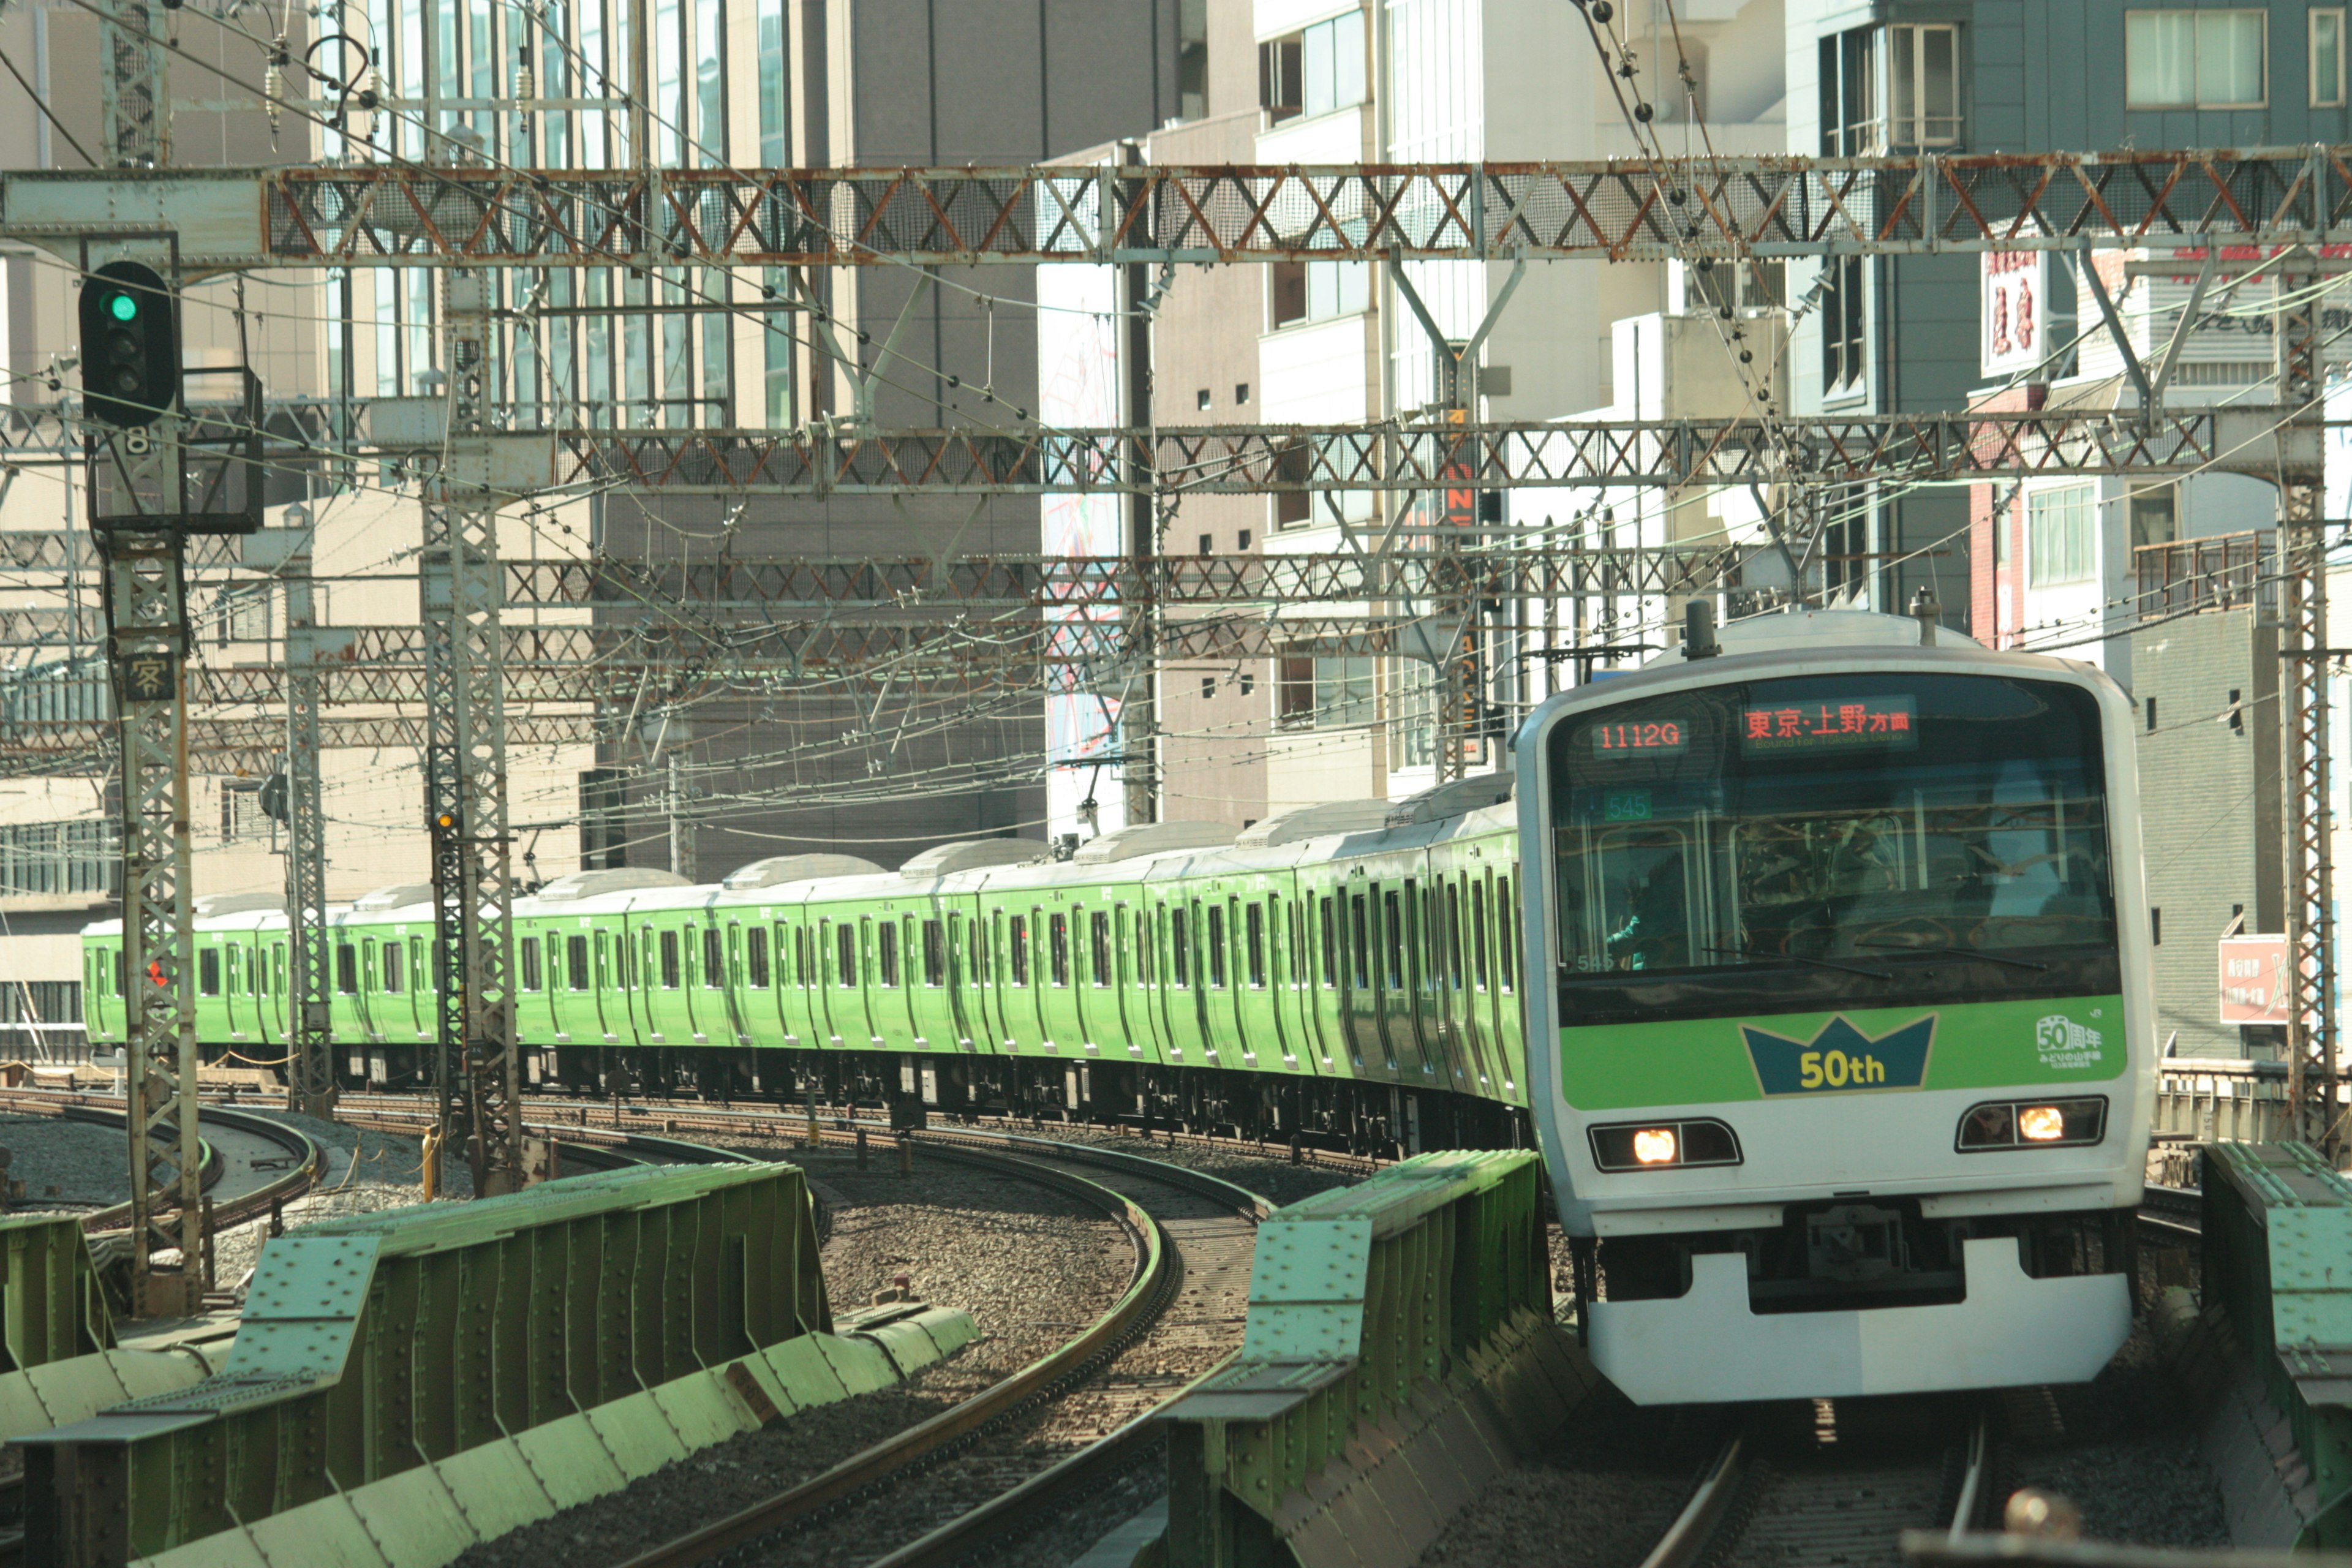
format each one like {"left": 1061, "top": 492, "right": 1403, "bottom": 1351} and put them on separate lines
{"left": 2274, "top": 267, "right": 2339, "bottom": 1144}
{"left": 279, "top": 534, "right": 335, "bottom": 1120}
{"left": 97, "top": 437, "right": 203, "bottom": 1316}
{"left": 420, "top": 270, "right": 521, "bottom": 1194}
{"left": 7, "top": 149, "right": 2351, "bottom": 269}
{"left": 96, "top": 0, "right": 165, "bottom": 170}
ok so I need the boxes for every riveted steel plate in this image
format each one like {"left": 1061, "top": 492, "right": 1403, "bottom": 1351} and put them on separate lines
{"left": 1238, "top": 1302, "right": 1366, "bottom": 1363}
{"left": 1248, "top": 1219, "right": 1373, "bottom": 1305}
{"left": 241, "top": 1235, "right": 381, "bottom": 1321}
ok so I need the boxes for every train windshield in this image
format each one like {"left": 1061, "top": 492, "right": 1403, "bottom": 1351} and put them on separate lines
{"left": 1547, "top": 673, "right": 2116, "bottom": 1020}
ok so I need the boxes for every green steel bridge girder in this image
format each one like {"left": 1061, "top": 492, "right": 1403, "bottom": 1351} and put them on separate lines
{"left": 0, "top": 1212, "right": 116, "bottom": 1374}
{"left": 1163, "top": 1149, "right": 1597, "bottom": 1568}
{"left": 21, "top": 1159, "right": 827, "bottom": 1567}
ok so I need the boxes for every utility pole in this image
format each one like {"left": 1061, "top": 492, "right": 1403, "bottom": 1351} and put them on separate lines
{"left": 2275, "top": 251, "right": 2339, "bottom": 1151}
{"left": 420, "top": 269, "right": 522, "bottom": 1196}
{"left": 1117, "top": 167, "right": 1158, "bottom": 827}
{"left": 665, "top": 750, "right": 696, "bottom": 879}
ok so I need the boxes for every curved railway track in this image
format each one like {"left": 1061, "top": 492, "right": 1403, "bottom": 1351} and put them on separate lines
{"left": 1642, "top": 1399, "right": 1991, "bottom": 1568}
{"left": 0, "top": 1089, "right": 328, "bottom": 1237}
{"left": 585, "top": 1123, "right": 1267, "bottom": 1568}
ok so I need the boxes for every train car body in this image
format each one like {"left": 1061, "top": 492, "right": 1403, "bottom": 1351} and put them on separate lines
{"left": 84, "top": 802, "right": 1534, "bottom": 1155}
{"left": 1517, "top": 609, "right": 2151, "bottom": 1404}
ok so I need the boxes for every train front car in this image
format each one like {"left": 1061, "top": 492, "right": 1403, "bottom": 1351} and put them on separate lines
{"left": 1517, "top": 611, "right": 2150, "bottom": 1404}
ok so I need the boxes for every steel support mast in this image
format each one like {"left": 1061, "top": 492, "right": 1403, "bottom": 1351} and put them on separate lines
{"left": 99, "top": 423, "right": 205, "bottom": 1317}
{"left": 277, "top": 529, "right": 336, "bottom": 1118}
{"left": 97, "top": 0, "right": 165, "bottom": 168}
{"left": 420, "top": 270, "right": 521, "bottom": 1194}
{"left": 2276, "top": 263, "right": 2339, "bottom": 1146}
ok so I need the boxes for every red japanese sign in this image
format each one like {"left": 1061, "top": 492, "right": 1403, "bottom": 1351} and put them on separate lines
{"left": 2219, "top": 935, "right": 2292, "bottom": 1026}
{"left": 1738, "top": 696, "right": 1918, "bottom": 755}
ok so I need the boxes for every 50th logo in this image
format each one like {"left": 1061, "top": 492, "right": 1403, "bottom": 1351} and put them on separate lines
{"left": 1741, "top": 1014, "right": 1937, "bottom": 1096}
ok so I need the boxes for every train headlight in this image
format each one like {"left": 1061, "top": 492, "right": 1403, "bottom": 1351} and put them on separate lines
{"left": 1589, "top": 1118, "right": 1741, "bottom": 1172}
{"left": 1632, "top": 1127, "right": 1678, "bottom": 1165}
{"left": 1956, "top": 1096, "right": 2105, "bottom": 1152}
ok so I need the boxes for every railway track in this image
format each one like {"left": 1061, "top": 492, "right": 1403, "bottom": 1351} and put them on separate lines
{"left": 1642, "top": 1398, "right": 1991, "bottom": 1568}
{"left": 585, "top": 1124, "right": 1265, "bottom": 1568}
{"left": 0, "top": 1088, "right": 328, "bottom": 1238}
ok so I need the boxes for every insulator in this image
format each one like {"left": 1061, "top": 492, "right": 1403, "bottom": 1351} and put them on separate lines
{"left": 264, "top": 61, "right": 285, "bottom": 133}
{"left": 514, "top": 64, "right": 535, "bottom": 105}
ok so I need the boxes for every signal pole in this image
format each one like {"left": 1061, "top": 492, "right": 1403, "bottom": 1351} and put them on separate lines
{"left": 277, "top": 526, "right": 337, "bottom": 1119}
{"left": 85, "top": 259, "right": 202, "bottom": 1315}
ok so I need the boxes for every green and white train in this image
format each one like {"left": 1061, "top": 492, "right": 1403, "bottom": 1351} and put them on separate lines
{"left": 84, "top": 608, "right": 2153, "bottom": 1404}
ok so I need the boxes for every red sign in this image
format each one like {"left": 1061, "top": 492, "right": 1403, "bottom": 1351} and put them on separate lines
{"left": 1738, "top": 696, "right": 1918, "bottom": 755}
{"left": 2220, "top": 935, "right": 2292, "bottom": 1025}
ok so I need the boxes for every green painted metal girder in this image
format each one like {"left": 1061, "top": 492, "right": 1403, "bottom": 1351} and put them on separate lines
{"left": 2203, "top": 1142, "right": 2352, "bottom": 1548}
{"left": 23, "top": 1161, "right": 828, "bottom": 1568}
{"left": 1163, "top": 1149, "right": 1581, "bottom": 1568}
{"left": 0, "top": 1212, "right": 115, "bottom": 1373}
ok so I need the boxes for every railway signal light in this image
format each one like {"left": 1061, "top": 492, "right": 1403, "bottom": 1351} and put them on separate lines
{"left": 79, "top": 261, "right": 181, "bottom": 428}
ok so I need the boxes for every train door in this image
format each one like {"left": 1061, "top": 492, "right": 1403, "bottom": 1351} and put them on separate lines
{"left": 908, "top": 913, "right": 950, "bottom": 1049}
{"left": 1422, "top": 881, "right": 1460, "bottom": 1085}
{"left": 590, "top": 928, "right": 617, "bottom": 1041}
{"left": 1068, "top": 904, "right": 1100, "bottom": 1049}
{"left": 1259, "top": 892, "right": 1295, "bottom": 1068}
{"left": 1108, "top": 905, "right": 1140, "bottom": 1057}
{"left": 855, "top": 917, "right": 884, "bottom": 1046}
{"left": 1217, "top": 895, "right": 1248, "bottom": 1061}
{"left": 778, "top": 921, "right": 815, "bottom": 1046}
{"left": 980, "top": 908, "right": 1011, "bottom": 1047}
{"left": 944, "top": 909, "right": 975, "bottom": 1049}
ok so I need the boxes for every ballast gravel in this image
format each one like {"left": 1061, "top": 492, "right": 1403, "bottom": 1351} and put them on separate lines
{"left": 452, "top": 1147, "right": 1129, "bottom": 1568}
{"left": 2005, "top": 1324, "right": 2230, "bottom": 1549}
{"left": 0, "top": 1113, "right": 138, "bottom": 1207}
{"left": 210, "top": 1107, "right": 469, "bottom": 1287}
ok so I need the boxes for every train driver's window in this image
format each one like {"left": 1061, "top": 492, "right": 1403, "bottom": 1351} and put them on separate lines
{"left": 660, "top": 930, "right": 682, "bottom": 989}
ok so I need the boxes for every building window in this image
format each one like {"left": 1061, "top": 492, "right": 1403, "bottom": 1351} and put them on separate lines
{"left": 2030, "top": 484, "right": 2098, "bottom": 585}
{"left": 1235, "top": 382, "right": 1250, "bottom": 405}
{"left": 1819, "top": 26, "right": 1879, "bottom": 154}
{"left": 1270, "top": 260, "right": 1368, "bottom": 328}
{"left": 2126, "top": 11, "right": 2266, "bottom": 108}
{"left": 1888, "top": 25, "right": 1961, "bottom": 148}
{"left": 2316, "top": 10, "right": 2346, "bottom": 105}
{"left": 1259, "top": 8, "right": 1363, "bottom": 122}
{"left": 1821, "top": 255, "right": 1868, "bottom": 395}
{"left": 214, "top": 585, "right": 271, "bottom": 647}
{"left": 219, "top": 782, "right": 266, "bottom": 845}
{"left": 2128, "top": 484, "right": 2178, "bottom": 549}
{"left": 1196, "top": 388, "right": 1212, "bottom": 411}
{"left": 1177, "top": 0, "right": 1207, "bottom": 120}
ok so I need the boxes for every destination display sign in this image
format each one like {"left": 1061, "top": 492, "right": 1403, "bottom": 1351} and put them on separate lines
{"left": 1739, "top": 695, "right": 1917, "bottom": 755}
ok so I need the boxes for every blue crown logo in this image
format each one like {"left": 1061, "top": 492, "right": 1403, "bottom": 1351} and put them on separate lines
{"left": 1741, "top": 1014, "right": 1936, "bottom": 1096}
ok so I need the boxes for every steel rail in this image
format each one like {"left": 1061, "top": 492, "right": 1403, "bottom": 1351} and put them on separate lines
{"left": 1639, "top": 1409, "right": 1992, "bottom": 1568}
{"left": 0, "top": 1088, "right": 326, "bottom": 1236}
{"left": 614, "top": 1146, "right": 1174, "bottom": 1568}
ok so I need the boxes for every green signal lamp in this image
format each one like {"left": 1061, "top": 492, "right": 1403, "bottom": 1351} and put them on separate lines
{"left": 108, "top": 292, "right": 138, "bottom": 322}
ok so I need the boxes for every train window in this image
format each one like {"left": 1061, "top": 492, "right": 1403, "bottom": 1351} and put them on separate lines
{"left": 333, "top": 943, "right": 356, "bottom": 995}
{"left": 1090, "top": 911, "right": 1111, "bottom": 987}
{"left": 1246, "top": 902, "right": 1266, "bottom": 989}
{"left": 410, "top": 937, "right": 428, "bottom": 993}
{"left": 1049, "top": 913, "right": 1070, "bottom": 987}
{"left": 593, "top": 930, "right": 610, "bottom": 993}
{"left": 1136, "top": 909, "right": 1154, "bottom": 984}
{"left": 1320, "top": 897, "right": 1338, "bottom": 987}
{"left": 660, "top": 930, "right": 682, "bottom": 989}
{"left": 616, "top": 933, "right": 633, "bottom": 991}
{"left": 1207, "top": 904, "right": 1227, "bottom": 989}
{"left": 198, "top": 949, "right": 221, "bottom": 997}
{"left": 1170, "top": 906, "right": 1190, "bottom": 987}
{"left": 1446, "top": 884, "right": 1464, "bottom": 991}
{"left": 792, "top": 927, "right": 809, "bottom": 987}
{"left": 382, "top": 941, "right": 403, "bottom": 993}
{"left": 701, "top": 928, "right": 723, "bottom": 989}
{"left": 1011, "top": 914, "right": 1031, "bottom": 986}
{"left": 878, "top": 921, "right": 899, "bottom": 989}
{"left": 1349, "top": 894, "right": 1369, "bottom": 989}
{"left": 569, "top": 934, "right": 592, "bottom": 992}
{"left": 923, "top": 919, "right": 945, "bottom": 987}
{"left": 1496, "top": 875, "right": 1515, "bottom": 991}
{"left": 748, "top": 928, "right": 770, "bottom": 989}
{"left": 1472, "top": 881, "right": 1491, "bottom": 990}
{"left": 1382, "top": 891, "right": 1404, "bottom": 990}
{"left": 114, "top": 949, "right": 126, "bottom": 997}
{"left": 835, "top": 923, "right": 856, "bottom": 988}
